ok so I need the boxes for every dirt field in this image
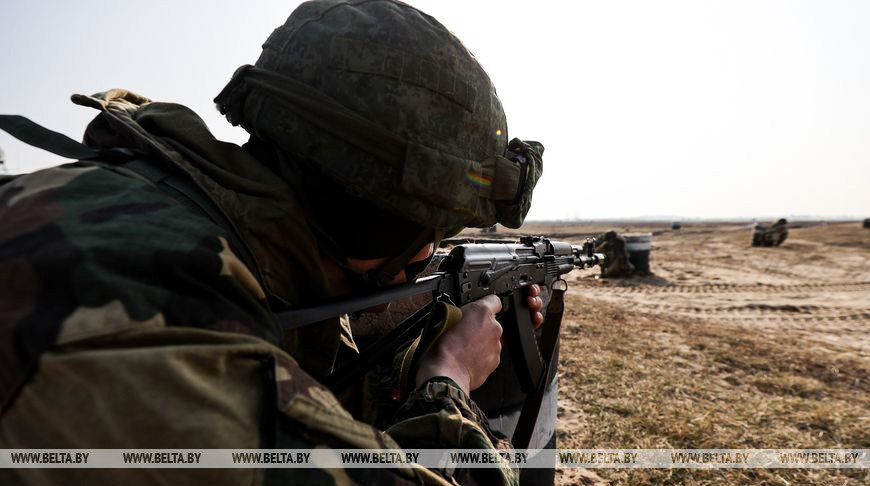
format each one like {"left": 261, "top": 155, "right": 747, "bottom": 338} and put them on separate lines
{"left": 500, "top": 221, "right": 870, "bottom": 485}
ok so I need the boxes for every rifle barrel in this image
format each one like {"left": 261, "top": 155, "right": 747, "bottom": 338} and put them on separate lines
{"left": 575, "top": 253, "right": 605, "bottom": 269}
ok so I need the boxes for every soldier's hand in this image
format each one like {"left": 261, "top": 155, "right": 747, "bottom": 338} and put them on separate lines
{"left": 527, "top": 284, "right": 544, "bottom": 327}
{"left": 415, "top": 295, "right": 503, "bottom": 394}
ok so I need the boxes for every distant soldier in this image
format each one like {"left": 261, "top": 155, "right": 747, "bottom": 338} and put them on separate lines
{"left": 595, "top": 230, "right": 635, "bottom": 278}
{"left": 752, "top": 218, "right": 789, "bottom": 247}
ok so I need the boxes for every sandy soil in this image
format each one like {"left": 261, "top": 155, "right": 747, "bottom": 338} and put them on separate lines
{"left": 567, "top": 222, "right": 870, "bottom": 358}
{"left": 500, "top": 221, "right": 870, "bottom": 485}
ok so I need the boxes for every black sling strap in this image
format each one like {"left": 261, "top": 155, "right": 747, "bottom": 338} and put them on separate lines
{"left": 0, "top": 114, "right": 262, "bottom": 286}
{"left": 0, "top": 115, "right": 136, "bottom": 161}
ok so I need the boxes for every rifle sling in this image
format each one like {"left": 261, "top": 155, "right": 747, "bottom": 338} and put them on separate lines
{"left": 397, "top": 301, "right": 463, "bottom": 401}
{"left": 0, "top": 114, "right": 134, "bottom": 162}
{"left": 324, "top": 300, "right": 437, "bottom": 392}
{"left": 511, "top": 286, "right": 565, "bottom": 450}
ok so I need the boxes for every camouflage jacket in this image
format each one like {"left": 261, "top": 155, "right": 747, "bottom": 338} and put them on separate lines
{"left": 0, "top": 90, "right": 516, "bottom": 485}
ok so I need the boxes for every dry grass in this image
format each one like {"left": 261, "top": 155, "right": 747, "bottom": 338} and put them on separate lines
{"left": 555, "top": 295, "right": 869, "bottom": 486}
{"left": 457, "top": 222, "right": 869, "bottom": 484}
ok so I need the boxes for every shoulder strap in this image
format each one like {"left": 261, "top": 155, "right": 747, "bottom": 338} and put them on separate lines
{"left": 0, "top": 114, "right": 263, "bottom": 287}
{"left": 121, "top": 159, "right": 263, "bottom": 287}
{"left": 0, "top": 115, "right": 136, "bottom": 162}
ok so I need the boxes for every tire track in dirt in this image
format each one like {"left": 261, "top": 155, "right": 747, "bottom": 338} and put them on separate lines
{"left": 573, "top": 281, "right": 870, "bottom": 295}
{"left": 692, "top": 260, "right": 811, "bottom": 280}
{"left": 633, "top": 305, "right": 870, "bottom": 323}
{"left": 622, "top": 302, "right": 860, "bottom": 315}
{"left": 571, "top": 280, "right": 870, "bottom": 332}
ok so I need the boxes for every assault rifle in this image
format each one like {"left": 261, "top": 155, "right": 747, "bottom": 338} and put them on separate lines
{"left": 274, "top": 236, "right": 604, "bottom": 448}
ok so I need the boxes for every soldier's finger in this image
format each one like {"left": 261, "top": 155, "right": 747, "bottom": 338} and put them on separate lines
{"left": 527, "top": 295, "right": 543, "bottom": 311}
{"left": 474, "top": 294, "right": 503, "bottom": 316}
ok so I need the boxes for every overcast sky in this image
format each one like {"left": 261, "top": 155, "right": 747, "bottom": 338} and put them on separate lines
{"left": 1, "top": 0, "right": 868, "bottom": 220}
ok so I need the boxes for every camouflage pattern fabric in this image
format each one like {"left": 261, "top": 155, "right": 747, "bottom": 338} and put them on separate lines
{"left": 215, "top": 0, "right": 543, "bottom": 234}
{"left": 595, "top": 231, "right": 635, "bottom": 278}
{"left": 0, "top": 92, "right": 517, "bottom": 485}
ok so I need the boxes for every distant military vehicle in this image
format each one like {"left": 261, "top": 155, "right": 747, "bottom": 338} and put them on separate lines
{"left": 752, "top": 218, "right": 789, "bottom": 247}
{"left": 863, "top": 218, "right": 870, "bottom": 229}
{"left": 671, "top": 221, "right": 681, "bottom": 230}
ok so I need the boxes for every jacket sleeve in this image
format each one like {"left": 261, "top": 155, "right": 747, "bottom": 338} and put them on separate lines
{"left": 0, "top": 327, "right": 516, "bottom": 486}
{"left": 387, "top": 376, "right": 519, "bottom": 485}
{"left": 269, "top": 352, "right": 518, "bottom": 486}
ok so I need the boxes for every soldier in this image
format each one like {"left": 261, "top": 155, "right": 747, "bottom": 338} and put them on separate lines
{"left": 765, "top": 218, "right": 789, "bottom": 246}
{"left": 752, "top": 218, "right": 788, "bottom": 247}
{"left": 0, "top": 1, "right": 545, "bottom": 485}
{"left": 595, "top": 230, "right": 635, "bottom": 278}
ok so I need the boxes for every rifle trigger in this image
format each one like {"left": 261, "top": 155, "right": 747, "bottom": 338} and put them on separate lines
{"left": 499, "top": 294, "right": 511, "bottom": 314}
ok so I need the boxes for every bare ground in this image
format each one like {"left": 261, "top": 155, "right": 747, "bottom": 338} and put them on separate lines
{"left": 505, "top": 221, "right": 870, "bottom": 485}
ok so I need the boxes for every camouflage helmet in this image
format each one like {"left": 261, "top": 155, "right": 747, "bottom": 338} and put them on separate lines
{"left": 215, "top": 0, "right": 542, "bottom": 236}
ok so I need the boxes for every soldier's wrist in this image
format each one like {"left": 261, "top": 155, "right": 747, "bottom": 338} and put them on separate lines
{"left": 415, "top": 350, "right": 472, "bottom": 395}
